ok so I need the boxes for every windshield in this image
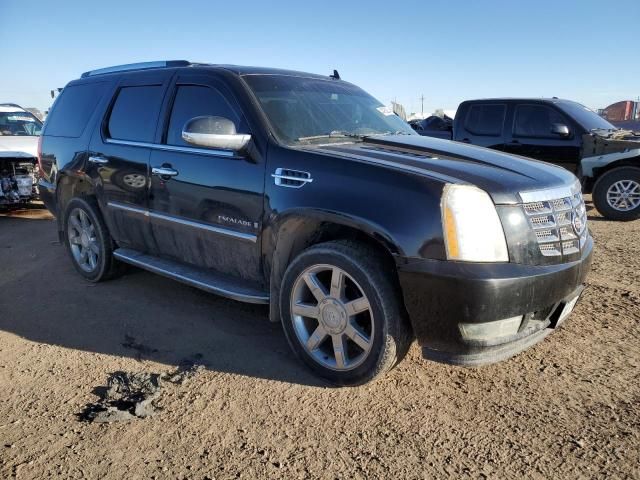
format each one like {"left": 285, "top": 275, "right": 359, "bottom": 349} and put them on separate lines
{"left": 0, "top": 110, "right": 43, "bottom": 136}
{"left": 244, "top": 75, "right": 416, "bottom": 144}
{"left": 556, "top": 101, "right": 617, "bottom": 131}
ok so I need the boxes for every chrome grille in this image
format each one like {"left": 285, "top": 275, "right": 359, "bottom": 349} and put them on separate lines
{"left": 521, "top": 184, "right": 588, "bottom": 258}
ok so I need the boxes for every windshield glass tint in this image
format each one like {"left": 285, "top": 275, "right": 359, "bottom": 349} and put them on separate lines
{"left": 244, "top": 75, "right": 415, "bottom": 144}
{"left": 556, "top": 101, "right": 617, "bottom": 131}
{"left": 0, "top": 111, "right": 42, "bottom": 136}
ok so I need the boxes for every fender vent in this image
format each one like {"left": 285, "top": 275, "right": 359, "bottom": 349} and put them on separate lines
{"left": 272, "top": 168, "right": 313, "bottom": 188}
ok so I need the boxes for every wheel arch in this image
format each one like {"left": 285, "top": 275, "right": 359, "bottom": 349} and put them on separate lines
{"left": 582, "top": 154, "right": 640, "bottom": 193}
{"left": 265, "top": 209, "right": 403, "bottom": 323}
{"left": 55, "top": 172, "right": 98, "bottom": 237}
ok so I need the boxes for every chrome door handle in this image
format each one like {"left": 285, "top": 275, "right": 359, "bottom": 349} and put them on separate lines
{"left": 151, "top": 166, "right": 179, "bottom": 177}
{"left": 88, "top": 156, "right": 109, "bottom": 164}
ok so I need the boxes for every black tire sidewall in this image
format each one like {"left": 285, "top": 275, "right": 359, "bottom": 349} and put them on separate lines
{"left": 593, "top": 167, "right": 640, "bottom": 221}
{"left": 280, "top": 245, "right": 398, "bottom": 386}
{"left": 62, "top": 197, "right": 111, "bottom": 282}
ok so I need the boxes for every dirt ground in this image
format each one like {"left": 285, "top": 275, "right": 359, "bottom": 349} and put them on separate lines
{"left": 0, "top": 198, "right": 638, "bottom": 479}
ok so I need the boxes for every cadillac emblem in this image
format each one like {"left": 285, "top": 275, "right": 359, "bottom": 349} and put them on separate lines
{"left": 572, "top": 212, "right": 585, "bottom": 236}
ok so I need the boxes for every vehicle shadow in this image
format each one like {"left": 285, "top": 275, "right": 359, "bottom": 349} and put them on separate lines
{"left": 0, "top": 201, "right": 53, "bottom": 220}
{"left": 0, "top": 216, "right": 327, "bottom": 388}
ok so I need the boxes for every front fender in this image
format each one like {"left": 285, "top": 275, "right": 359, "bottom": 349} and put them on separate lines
{"left": 581, "top": 148, "right": 640, "bottom": 177}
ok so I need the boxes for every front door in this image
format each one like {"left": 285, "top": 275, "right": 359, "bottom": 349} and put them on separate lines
{"left": 148, "top": 75, "right": 265, "bottom": 283}
{"left": 504, "top": 103, "right": 582, "bottom": 173}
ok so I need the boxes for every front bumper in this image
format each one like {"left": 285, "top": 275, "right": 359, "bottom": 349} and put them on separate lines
{"left": 397, "top": 236, "right": 593, "bottom": 366}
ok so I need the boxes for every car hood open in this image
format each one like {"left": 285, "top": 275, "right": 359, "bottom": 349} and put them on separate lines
{"left": 0, "top": 136, "right": 39, "bottom": 158}
{"left": 303, "top": 135, "right": 577, "bottom": 204}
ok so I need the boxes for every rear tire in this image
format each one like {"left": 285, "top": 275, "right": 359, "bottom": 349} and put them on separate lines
{"left": 280, "top": 240, "right": 413, "bottom": 386}
{"left": 62, "top": 197, "right": 122, "bottom": 282}
{"left": 592, "top": 167, "right": 640, "bottom": 221}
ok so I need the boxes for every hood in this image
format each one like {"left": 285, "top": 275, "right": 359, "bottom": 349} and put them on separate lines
{"left": 607, "top": 129, "right": 640, "bottom": 141}
{"left": 583, "top": 131, "right": 640, "bottom": 159}
{"left": 302, "top": 135, "right": 576, "bottom": 204}
{"left": 0, "top": 136, "right": 39, "bottom": 159}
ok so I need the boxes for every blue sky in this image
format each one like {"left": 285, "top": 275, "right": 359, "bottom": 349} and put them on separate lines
{"left": 1, "top": 0, "right": 638, "bottom": 115}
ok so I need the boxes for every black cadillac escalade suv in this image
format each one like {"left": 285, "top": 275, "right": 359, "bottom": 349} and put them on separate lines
{"left": 38, "top": 61, "right": 593, "bottom": 385}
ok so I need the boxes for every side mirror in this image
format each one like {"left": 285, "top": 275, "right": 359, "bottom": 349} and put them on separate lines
{"left": 182, "top": 116, "right": 251, "bottom": 151}
{"left": 551, "top": 123, "right": 570, "bottom": 137}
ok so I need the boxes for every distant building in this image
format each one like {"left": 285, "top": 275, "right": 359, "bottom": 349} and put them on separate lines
{"left": 391, "top": 101, "right": 407, "bottom": 120}
{"left": 600, "top": 100, "right": 639, "bottom": 130}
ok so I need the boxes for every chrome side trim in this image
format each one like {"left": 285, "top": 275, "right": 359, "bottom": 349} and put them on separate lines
{"left": 108, "top": 201, "right": 149, "bottom": 216}
{"left": 107, "top": 201, "right": 257, "bottom": 243}
{"left": 519, "top": 181, "right": 581, "bottom": 203}
{"left": 105, "top": 138, "right": 235, "bottom": 157}
{"left": 113, "top": 248, "right": 269, "bottom": 304}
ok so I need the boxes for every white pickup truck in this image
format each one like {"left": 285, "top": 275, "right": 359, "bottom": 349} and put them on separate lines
{"left": 0, "top": 103, "right": 41, "bottom": 207}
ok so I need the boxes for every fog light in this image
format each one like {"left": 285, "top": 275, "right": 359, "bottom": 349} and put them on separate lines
{"left": 459, "top": 316, "right": 523, "bottom": 341}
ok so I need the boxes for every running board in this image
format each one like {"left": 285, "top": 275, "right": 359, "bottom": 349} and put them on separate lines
{"left": 113, "top": 248, "right": 270, "bottom": 304}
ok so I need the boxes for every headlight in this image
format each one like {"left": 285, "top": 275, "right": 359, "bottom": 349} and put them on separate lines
{"left": 441, "top": 184, "right": 509, "bottom": 262}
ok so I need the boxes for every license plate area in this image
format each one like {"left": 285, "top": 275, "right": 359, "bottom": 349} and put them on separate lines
{"left": 549, "top": 287, "right": 584, "bottom": 329}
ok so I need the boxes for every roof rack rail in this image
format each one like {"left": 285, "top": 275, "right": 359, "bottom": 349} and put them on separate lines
{"left": 81, "top": 60, "right": 191, "bottom": 78}
{"left": 0, "top": 103, "right": 23, "bottom": 108}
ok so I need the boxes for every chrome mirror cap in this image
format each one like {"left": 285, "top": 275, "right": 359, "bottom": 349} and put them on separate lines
{"left": 551, "top": 123, "right": 570, "bottom": 137}
{"left": 182, "top": 116, "right": 251, "bottom": 151}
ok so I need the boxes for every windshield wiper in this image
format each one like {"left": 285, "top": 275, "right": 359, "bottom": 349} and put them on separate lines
{"left": 297, "top": 131, "right": 365, "bottom": 142}
{"left": 375, "top": 130, "right": 413, "bottom": 136}
{"left": 297, "top": 129, "right": 413, "bottom": 143}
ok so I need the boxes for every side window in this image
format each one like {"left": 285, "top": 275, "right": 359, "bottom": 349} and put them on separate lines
{"left": 44, "top": 82, "right": 108, "bottom": 137}
{"left": 107, "top": 85, "right": 164, "bottom": 142}
{"left": 166, "top": 85, "right": 245, "bottom": 147}
{"left": 464, "top": 104, "right": 506, "bottom": 136}
{"left": 514, "top": 105, "right": 568, "bottom": 138}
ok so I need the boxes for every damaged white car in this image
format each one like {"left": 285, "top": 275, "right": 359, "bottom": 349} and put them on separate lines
{"left": 0, "top": 104, "right": 41, "bottom": 207}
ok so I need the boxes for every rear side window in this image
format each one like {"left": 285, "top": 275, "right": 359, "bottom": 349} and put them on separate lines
{"left": 107, "top": 85, "right": 164, "bottom": 142}
{"left": 44, "top": 82, "right": 107, "bottom": 137}
{"left": 464, "top": 104, "right": 506, "bottom": 136}
{"left": 514, "top": 104, "right": 568, "bottom": 138}
{"left": 166, "top": 85, "right": 244, "bottom": 146}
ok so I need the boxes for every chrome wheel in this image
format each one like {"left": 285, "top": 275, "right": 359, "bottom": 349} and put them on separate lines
{"left": 290, "top": 264, "right": 374, "bottom": 371}
{"left": 67, "top": 208, "right": 99, "bottom": 272}
{"left": 607, "top": 180, "right": 640, "bottom": 211}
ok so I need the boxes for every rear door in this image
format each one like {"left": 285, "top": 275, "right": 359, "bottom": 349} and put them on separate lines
{"left": 504, "top": 103, "right": 582, "bottom": 172}
{"left": 456, "top": 103, "right": 507, "bottom": 150}
{"left": 147, "top": 73, "right": 265, "bottom": 283}
{"left": 87, "top": 72, "right": 170, "bottom": 252}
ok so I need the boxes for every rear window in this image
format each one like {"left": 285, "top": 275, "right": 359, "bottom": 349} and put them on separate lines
{"left": 107, "top": 85, "right": 164, "bottom": 142}
{"left": 464, "top": 104, "right": 506, "bottom": 136}
{"left": 44, "top": 82, "right": 107, "bottom": 137}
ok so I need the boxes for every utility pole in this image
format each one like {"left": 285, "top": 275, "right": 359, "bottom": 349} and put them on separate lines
{"left": 420, "top": 94, "right": 425, "bottom": 116}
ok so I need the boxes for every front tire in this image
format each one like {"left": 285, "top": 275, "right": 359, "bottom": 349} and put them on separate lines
{"left": 62, "top": 197, "right": 122, "bottom": 282}
{"left": 280, "top": 240, "right": 412, "bottom": 386}
{"left": 592, "top": 167, "right": 640, "bottom": 221}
